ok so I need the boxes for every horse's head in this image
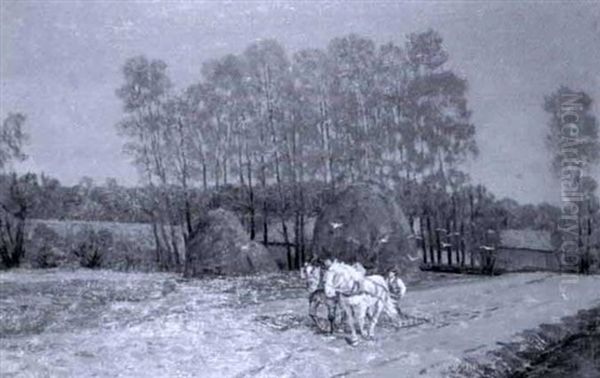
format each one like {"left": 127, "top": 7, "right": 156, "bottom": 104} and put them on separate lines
{"left": 301, "top": 262, "right": 322, "bottom": 293}
{"left": 351, "top": 262, "right": 366, "bottom": 275}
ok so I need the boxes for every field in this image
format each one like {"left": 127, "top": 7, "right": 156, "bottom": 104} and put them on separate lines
{"left": 23, "top": 219, "right": 185, "bottom": 271}
{"left": 1, "top": 269, "right": 599, "bottom": 377}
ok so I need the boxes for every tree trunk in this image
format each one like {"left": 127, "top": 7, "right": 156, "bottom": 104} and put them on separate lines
{"left": 446, "top": 217, "right": 452, "bottom": 266}
{"left": 280, "top": 217, "right": 291, "bottom": 271}
{"left": 202, "top": 163, "right": 208, "bottom": 191}
{"left": 426, "top": 214, "right": 435, "bottom": 264}
{"left": 435, "top": 223, "right": 442, "bottom": 264}
{"left": 246, "top": 150, "right": 256, "bottom": 240}
{"left": 223, "top": 155, "right": 228, "bottom": 185}
{"left": 460, "top": 222, "right": 466, "bottom": 267}
{"left": 419, "top": 216, "right": 428, "bottom": 264}
{"left": 151, "top": 220, "right": 164, "bottom": 268}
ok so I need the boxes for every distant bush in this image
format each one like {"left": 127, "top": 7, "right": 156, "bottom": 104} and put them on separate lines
{"left": 30, "top": 223, "right": 67, "bottom": 268}
{"left": 72, "top": 228, "right": 113, "bottom": 269}
{"left": 35, "top": 246, "right": 66, "bottom": 268}
{"left": 107, "top": 239, "right": 153, "bottom": 272}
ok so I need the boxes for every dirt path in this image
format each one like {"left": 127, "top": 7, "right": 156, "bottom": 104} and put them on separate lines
{"left": 1, "top": 270, "right": 598, "bottom": 377}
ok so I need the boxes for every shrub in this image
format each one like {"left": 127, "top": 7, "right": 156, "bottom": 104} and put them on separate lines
{"left": 30, "top": 223, "right": 66, "bottom": 268}
{"left": 72, "top": 228, "right": 113, "bottom": 269}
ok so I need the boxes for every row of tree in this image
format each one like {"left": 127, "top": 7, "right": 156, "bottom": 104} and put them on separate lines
{"left": 115, "top": 30, "right": 479, "bottom": 269}
{"left": 2, "top": 30, "right": 598, "bottom": 272}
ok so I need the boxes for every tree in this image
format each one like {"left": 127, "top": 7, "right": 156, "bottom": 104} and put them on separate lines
{"left": 0, "top": 173, "right": 39, "bottom": 268}
{"left": 111, "top": 30, "right": 481, "bottom": 271}
{"left": 403, "top": 29, "right": 478, "bottom": 185}
{"left": 292, "top": 48, "right": 335, "bottom": 186}
{"left": 116, "top": 55, "right": 181, "bottom": 269}
{"left": 544, "top": 87, "right": 599, "bottom": 176}
{"left": 0, "top": 113, "right": 31, "bottom": 268}
{"left": 375, "top": 41, "right": 413, "bottom": 182}
{"left": 200, "top": 55, "right": 258, "bottom": 237}
{"left": 1, "top": 113, "right": 28, "bottom": 172}
{"left": 243, "top": 39, "right": 292, "bottom": 246}
{"left": 327, "top": 34, "right": 378, "bottom": 182}
{"left": 544, "top": 87, "right": 599, "bottom": 273}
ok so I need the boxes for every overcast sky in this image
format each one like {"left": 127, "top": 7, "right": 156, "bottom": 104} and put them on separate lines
{"left": 2, "top": 0, "right": 599, "bottom": 204}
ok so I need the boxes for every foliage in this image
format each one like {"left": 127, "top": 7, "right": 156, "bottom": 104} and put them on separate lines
{"left": 111, "top": 30, "right": 479, "bottom": 270}
{"left": 0, "top": 173, "right": 39, "bottom": 268}
{"left": 544, "top": 87, "right": 599, "bottom": 176}
{"left": 0, "top": 113, "right": 28, "bottom": 171}
{"left": 72, "top": 227, "right": 113, "bottom": 269}
{"left": 544, "top": 87, "right": 599, "bottom": 273}
{"left": 30, "top": 223, "right": 64, "bottom": 268}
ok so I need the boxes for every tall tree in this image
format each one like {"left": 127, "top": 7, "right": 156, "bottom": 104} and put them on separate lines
{"left": 116, "top": 55, "right": 181, "bottom": 269}
{"left": 201, "top": 54, "right": 258, "bottom": 237}
{"left": 292, "top": 48, "right": 335, "bottom": 186}
{"left": 544, "top": 87, "right": 599, "bottom": 273}
{"left": 544, "top": 88, "right": 599, "bottom": 178}
{"left": 327, "top": 34, "right": 378, "bottom": 182}
{"left": 0, "top": 174, "right": 40, "bottom": 268}
{"left": 0, "top": 113, "right": 31, "bottom": 268}
{"left": 243, "top": 39, "right": 291, "bottom": 245}
{"left": 404, "top": 29, "right": 478, "bottom": 185}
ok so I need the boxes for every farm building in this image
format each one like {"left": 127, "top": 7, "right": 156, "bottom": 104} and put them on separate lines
{"left": 494, "top": 229, "right": 559, "bottom": 272}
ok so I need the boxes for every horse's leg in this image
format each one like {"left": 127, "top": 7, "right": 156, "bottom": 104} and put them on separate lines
{"left": 339, "top": 302, "right": 346, "bottom": 329}
{"left": 367, "top": 298, "right": 385, "bottom": 339}
{"left": 327, "top": 296, "right": 337, "bottom": 333}
{"left": 356, "top": 299, "right": 368, "bottom": 338}
{"left": 309, "top": 292, "right": 320, "bottom": 330}
{"left": 366, "top": 301, "right": 374, "bottom": 322}
{"left": 341, "top": 299, "right": 358, "bottom": 345}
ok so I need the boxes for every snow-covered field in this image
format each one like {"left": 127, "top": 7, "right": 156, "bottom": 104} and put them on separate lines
{"left": 1, "top": 269, "right": 599, "bottom": 377}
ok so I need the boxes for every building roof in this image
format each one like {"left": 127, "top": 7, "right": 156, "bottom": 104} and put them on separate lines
{"left": 499, "top": 229, "right": 553, "bottom": 252}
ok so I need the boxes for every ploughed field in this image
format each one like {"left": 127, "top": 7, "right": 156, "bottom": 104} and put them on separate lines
{"left": 1, "top": 269, "right": 599, "bottom": 377}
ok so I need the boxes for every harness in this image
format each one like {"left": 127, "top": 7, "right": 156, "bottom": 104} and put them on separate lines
{"left": 339, "top": 276, "right": 390, "bottom": 302}
{"left": 318, "top": 262, "right": 391, "bottom": 303}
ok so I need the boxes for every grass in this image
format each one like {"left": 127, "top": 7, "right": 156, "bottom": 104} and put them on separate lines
{"left": 1, "top": 269, "right": 599, "bottom": 377}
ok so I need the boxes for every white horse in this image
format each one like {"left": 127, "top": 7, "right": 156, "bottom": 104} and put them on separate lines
{"left": 300, "top": 261, "right": 339, "bottom": 332}
{"left": 354, "top": 262, "right": 407, "bottom": 316}
{"left": 323, "top": 260, "right": 400, "bottom": 345}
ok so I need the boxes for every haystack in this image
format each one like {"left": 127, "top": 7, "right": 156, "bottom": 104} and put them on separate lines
{"left": 311, "top": 183, "right": 418, "bottom": 275}
{"left": 184, "top": 209, "right": 278, "bottom": 277}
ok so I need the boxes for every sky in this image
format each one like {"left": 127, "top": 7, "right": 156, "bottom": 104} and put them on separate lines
{"left": 1, "top": 0, "right": 599, "bottom": 204}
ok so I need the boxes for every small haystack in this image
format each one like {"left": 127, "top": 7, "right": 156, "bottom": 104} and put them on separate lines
{"left": 184, "top": 209, "right": 278, "bottom": 277}
{"left": 311, "top": 183, "right": 418, "bottom": 275}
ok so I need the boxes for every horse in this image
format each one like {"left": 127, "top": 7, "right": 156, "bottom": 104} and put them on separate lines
{"left": 353, "top": 261, "right": 407, "bottom": 317}
{"left": 323, "top": 260, "right": 400, "bottom": 345}
{"left": 300, "top": 260, "right": 339, "bottom": 333}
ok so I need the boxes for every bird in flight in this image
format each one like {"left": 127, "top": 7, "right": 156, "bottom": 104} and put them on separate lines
{"left": 330, "top": 222, "right": 343, "bottom": 230}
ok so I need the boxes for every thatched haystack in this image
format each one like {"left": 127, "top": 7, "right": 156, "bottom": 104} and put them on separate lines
{"left": 184, "top": 209, "right": 278, "bottom": 277}
{"left": 311, "top": 183, "right": 418, "bottom": 275}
